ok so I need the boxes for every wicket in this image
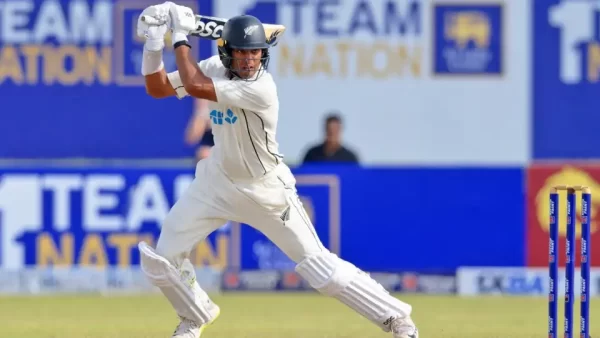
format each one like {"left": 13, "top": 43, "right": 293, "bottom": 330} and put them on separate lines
{"left": 548, "top": 186, "right": 591, "bottom": 338}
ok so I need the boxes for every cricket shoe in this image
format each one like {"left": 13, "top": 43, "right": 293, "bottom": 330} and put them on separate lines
{"left": 391, "top": 316, "right": 419, "bottom": 338}
{"left": 171, "top": 305, "right": 221, "bottom": 338}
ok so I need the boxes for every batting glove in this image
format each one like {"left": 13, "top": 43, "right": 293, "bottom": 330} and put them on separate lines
{"left": 137, "top": 5, "right": 170, "bottom": 52}
{"left": 168, "top": 3, "right": 196, "bottom": 46}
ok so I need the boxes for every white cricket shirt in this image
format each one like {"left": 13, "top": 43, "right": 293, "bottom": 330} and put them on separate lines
{"left": 167, "top": 55, "right": 283, "bottom": 179}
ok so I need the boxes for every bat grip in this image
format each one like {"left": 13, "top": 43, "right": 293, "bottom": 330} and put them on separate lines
{"left": 141, "top": 15, "right": 167, "bottom": 26}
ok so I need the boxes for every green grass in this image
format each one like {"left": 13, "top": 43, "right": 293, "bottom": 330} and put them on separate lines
{"left": 0, "top": 293, "right": 597, "bottom": 337}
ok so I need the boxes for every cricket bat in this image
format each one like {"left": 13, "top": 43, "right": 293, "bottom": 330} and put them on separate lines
{"left": 142, "top": 14, "right": 286, "bottom": 46}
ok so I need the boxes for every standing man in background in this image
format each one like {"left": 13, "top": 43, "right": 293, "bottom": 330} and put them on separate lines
{"left": 185, "top": 99, "right": 214, "bottom": 161}
{"left": 302, "top": 113, "right": 359, "bottom": 164}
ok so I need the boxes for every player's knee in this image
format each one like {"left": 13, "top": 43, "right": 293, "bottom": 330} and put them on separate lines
{"left": 155, "top": 212, "right": 185, "bottom": 261}
{"left": 295, "top": 251, "right": 359, "bottom": 297}
{"left": 154, "top": 232, "right": 183, "bottom": 264}
{"left": 139, "top": 241, "right": 172, "bottom": 286}
{"left": 155, "top": 233, "right": 183, "bottom": 265}
{"left": 139, "top": 240, "right": 187, "bottom": 282}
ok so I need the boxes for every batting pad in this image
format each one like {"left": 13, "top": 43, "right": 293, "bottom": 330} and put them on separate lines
{"left": 296, "top": 252, "right": 412, "bottom": 332}
{"left": 138, "top": 241, "right": 219, "bottom": 325}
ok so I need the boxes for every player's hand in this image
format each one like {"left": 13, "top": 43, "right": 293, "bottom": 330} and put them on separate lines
{"left": 168, "top": 3, "right": 196, "bottom": 45}
{"left": 137, "top": 5, "right": 170, "bottom": 52}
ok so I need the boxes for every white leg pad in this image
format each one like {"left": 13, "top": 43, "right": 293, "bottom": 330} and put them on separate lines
{"left": 296, "top": 252, "right": 412, "bottom": 332}
{"left": 138, "top": 241, "right": 219, "bottom": 324}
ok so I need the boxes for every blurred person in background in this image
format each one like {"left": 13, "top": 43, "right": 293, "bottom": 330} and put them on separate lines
{"left": 302, "top": 112, "right": 359, "bottom": 164}
{"left": 185, "top": 99, "right": 214, "bottom": 161}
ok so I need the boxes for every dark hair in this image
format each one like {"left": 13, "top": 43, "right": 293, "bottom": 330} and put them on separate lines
{"left": 325, "top": 113, "right": 342, "bottom": 127}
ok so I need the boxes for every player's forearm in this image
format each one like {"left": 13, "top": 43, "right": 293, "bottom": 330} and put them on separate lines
{"left": 142, "top": 48, "right": 175, "bottom": 98}
{"left": 145, "top": 70, "right": 176, "bottom": 98}
{"left": 174, "top": 47, "right": 217, "bottom": 101}
{"left": 174, "top": 46, "right": 199, "bottom": 87}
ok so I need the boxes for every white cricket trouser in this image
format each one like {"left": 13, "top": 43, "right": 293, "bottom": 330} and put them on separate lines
{"left": 153, "top": 159, "right": 415, "bottom": 334}
{"left": 155, "top": 158, "right": 325, "bottom": 265}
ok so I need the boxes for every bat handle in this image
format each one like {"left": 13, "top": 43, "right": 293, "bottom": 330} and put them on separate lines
{"left": 141, "top": 15, "right": 167, "bottom": 26}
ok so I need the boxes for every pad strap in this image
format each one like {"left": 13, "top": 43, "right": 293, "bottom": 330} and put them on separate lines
{"left": 167, "top": 71, "right": 189, "bottom": 99}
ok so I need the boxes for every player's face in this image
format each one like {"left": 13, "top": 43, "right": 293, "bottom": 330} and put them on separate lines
{"left": 231, "top": 49, "right": 262, "bottom": 79}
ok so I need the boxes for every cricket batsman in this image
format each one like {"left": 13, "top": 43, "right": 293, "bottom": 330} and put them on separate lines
{"left": 136, "top": 2, "right": 419, "bottom": 337}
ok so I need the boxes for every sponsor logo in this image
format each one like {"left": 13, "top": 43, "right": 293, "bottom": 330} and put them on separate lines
{"left": 193, "top": 17, "right": 225, "bottom": 39}
{"left": 432, "top": 3, "right": 503, "bottom": 75}
{"left": 548, "top": 0, "right": 600, "bottom": 84}
{"left": 210, "top": 109, "right": 238, "bottom": 125}
{"left": 234, "top": 0, "right": 423, "bottom": 79}
{"left": 527, "top": 165, "right": 600, "bottom": 267}
{"left": 0, "top": 0, "right": 198, "bottom": 87}
{"left": 222, "top": 270, "right": 280, "bottom": 290}
{"left": 0, "top": 172, "right": 231, "bottom": 269}
{"left": 457, "top": 267, "right": 600, "bottom": 296}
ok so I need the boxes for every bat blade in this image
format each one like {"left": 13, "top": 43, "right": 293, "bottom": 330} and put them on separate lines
{"left": 190, "top": 15, "right": 286, "bottom": 46}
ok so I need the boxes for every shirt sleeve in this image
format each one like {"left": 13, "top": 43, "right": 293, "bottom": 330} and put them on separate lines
{"left": 212, "top": 76, "right": 276, "bottom": 112}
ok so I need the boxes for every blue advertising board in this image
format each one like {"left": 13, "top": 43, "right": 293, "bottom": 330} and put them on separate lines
{"left": 290, "top": 165, "right": 525, "bottom": 272}
{"left": 533, "top": 0, "right": 600, "bottom": 159}
{"left": 0, "top": 0, "right": 213, "bottom": 159}
{"left": 0, "top": 165, "right": 525, "bottom": 272}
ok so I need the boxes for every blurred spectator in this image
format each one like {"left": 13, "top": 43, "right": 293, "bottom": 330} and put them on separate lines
{"left": 185, "top": 99, "right": 214, "bottom": 161}
{"left": 302, "top": 113, "right": 359, "bottom": 164}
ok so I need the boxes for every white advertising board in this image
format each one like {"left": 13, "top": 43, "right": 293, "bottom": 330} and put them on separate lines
{"left": 215, "top": 0, "right": 531, "bottom": 165}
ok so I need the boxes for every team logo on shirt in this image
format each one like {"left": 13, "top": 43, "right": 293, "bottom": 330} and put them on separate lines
{"left": 210, "top": 109, "right": 238, "bottom": 125}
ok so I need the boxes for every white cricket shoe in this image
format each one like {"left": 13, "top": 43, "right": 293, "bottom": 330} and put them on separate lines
{"left": 171, "top": 306, "right": 221, "bottom": 338}
{"left": 171, "top": 318, "right": 200, "bottom": 338}
{"left": 391, "top": 316, "right": 419, "bottom": 338}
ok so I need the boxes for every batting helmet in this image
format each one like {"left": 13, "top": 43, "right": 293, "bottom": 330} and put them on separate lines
{"left": 218, "top": 15, "right": 271, "bottom": 79}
